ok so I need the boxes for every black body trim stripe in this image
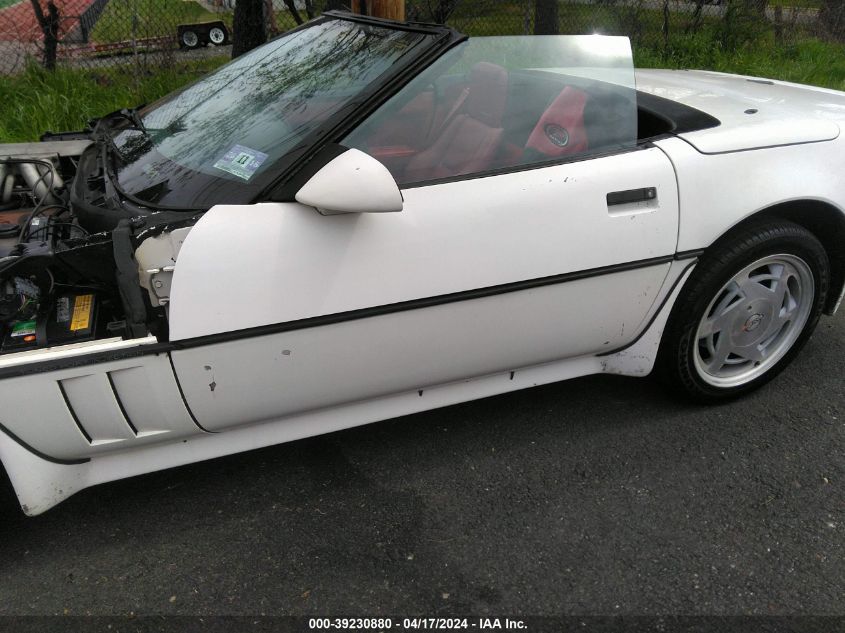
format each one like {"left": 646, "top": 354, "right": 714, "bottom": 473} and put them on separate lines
{"left": 597, "top": 259, "right": 698, "bottom": 357}
{"left": 675, "top": 248, "right": 705, "bottom": 260}
{"left": 107, "top": 372, "right": 138, "bottom": 436}
{"left": 167, "top": 354, "right": 214, "bottom": 434}
{"left": 0, "top": 422, "right": 90, "bottom": 465}
{"left": 321, "top": 10, "right": 454, "bottom": 34}
{"left": 57, "top": 381, "right": 92, "bottom": 444}
{"left": 0, "top": 251, "right": 704, "bottom": 380}
{"left": 170, "top": 254, "right": 678, "bottom": 350}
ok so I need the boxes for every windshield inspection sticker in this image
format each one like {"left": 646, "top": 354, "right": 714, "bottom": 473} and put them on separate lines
{"left": 213, "top": 144, "right": 268, "bottom": 181}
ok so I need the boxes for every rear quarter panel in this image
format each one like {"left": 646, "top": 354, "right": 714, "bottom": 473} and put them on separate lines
{"left": 655, "top": 135, "right": 845, "bottom": 252}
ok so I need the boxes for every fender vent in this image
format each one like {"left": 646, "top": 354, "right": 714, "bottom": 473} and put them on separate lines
{"left": 58, "top": 373, "right": 137, "bottom": 445}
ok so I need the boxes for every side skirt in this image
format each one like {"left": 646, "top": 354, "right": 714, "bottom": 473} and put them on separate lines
{"left": 4, "top": 353, "right": 604, "bottom": 515}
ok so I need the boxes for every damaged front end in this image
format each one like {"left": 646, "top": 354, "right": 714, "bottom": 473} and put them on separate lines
{"left": 0, "top": 125, "right": 200, "bottom": 357}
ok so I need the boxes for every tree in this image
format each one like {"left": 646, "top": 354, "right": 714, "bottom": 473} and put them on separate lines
{"left": 29, "top": 0, "right": 60, "bottom": 70}
{"left": 414, "top": 0, "right": 458, "bottom": 23}
{"left": 819, "top": 0, "right": 845, "bottom": 40}
{"left": 282, "top": 0, "right": 304, "bottom": 24}
{"left": 533, "top": 0, "right": 558, "bottom": 35}
{"left": 231, "top": 0, "right": 268, "bottom": 58}
{"left": 719, "top": 0, "right": 769, "bottom": 50}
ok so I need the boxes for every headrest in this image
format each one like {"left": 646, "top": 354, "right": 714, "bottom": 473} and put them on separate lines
{"left": 524, "top": 86, "right": 589, "bottom": 158}
{"left": 465, "top": 62, "right": 509, "bottom": 128}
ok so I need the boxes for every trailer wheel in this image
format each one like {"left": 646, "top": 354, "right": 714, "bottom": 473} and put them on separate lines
{"left": 181, "top": 29, "right": 200, "bottom": 49}
{"left": 208, "top": 26, "right": 228, "bottom": 45}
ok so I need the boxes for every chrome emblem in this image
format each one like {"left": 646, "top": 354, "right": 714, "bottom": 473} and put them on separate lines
{"left": 544, "top": 124, "right": 570, "bottom": 148}
{"left": 744, "top": 314, "right": 764, "bottom": 332}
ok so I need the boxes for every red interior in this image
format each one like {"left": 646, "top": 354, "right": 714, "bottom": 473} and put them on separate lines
{"left": 524, "top": 86, "right": 589, "bottom": 158}
{"left": 403, "top": 62, "right": 510, "bottom": 182}
{"left": 356, "top": 64, "right": 593, "bottom": 183}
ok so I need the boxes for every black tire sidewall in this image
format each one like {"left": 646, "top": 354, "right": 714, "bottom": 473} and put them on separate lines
{"left": 662, "top": 222, "right": 830, "bottom": 403}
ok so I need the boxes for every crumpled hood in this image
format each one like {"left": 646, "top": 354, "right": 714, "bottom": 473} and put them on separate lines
{"left": 635, "top": 68, "right": 844, "bottom": 153}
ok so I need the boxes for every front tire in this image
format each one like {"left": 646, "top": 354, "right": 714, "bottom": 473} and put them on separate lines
{"left": 658, "top": 220, "right": 829, "bottom": 403}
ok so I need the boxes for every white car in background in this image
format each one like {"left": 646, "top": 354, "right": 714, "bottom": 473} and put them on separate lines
{"left": 0, "top": 12, "right": 842, "bottom": 515}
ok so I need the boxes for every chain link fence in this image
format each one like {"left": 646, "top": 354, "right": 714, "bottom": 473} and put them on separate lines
{"left": 0, "top": 0, "right": 839, "bottom": 75}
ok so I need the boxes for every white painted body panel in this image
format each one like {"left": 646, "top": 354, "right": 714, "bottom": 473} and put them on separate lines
{"left": 0, "top": 344, "right": 203, "bottom": 461}
{"left": 169, "top": 148, "right": 679, "bottom": 340}
{"left": 653, "top": 136, "right": 845, "bottom": 252}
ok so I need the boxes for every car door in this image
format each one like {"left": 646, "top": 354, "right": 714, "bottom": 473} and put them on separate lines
{"left": 168, "top": 154, "right": 679, "bottom": 435}
{"left": 167, "top": 35, "right": 680, "bottom": 432}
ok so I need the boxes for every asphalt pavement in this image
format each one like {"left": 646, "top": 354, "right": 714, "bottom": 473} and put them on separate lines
{"left": 0, "top": 311, "right": 843, "bottom": 618}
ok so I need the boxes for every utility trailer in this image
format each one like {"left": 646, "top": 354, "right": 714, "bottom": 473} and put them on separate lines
{"left": 177, "top": 20, "right": 230, "bottom": 49}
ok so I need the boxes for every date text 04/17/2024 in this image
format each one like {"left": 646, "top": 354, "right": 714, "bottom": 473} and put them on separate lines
{"left": 308, "top": 618, "right": 528, "bottom": 630}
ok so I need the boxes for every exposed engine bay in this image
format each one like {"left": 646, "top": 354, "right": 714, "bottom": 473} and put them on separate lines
{"left": 0, "top": 133, "right": 199, "bottom": 356}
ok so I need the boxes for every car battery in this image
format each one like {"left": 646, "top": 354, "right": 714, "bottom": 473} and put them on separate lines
{"left": 48, "top": 292, "right": 98, "bottom": 345}
{"left": 1, "top": 292, "right": 98, "bottom": 353}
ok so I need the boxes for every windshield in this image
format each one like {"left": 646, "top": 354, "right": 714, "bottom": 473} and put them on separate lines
{"left": 109, "top": 17, "right": 437, "bottom": 208}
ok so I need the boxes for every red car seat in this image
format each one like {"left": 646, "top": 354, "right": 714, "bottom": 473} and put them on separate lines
{"left": 523, "top": 86, "right": 589, "bottom": 160}
{"left": 403, "top": 62, "right": 509, "bottom": 182}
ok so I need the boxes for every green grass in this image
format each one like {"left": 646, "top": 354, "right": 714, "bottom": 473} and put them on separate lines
{"left": 635, "top": 35, "right": 845, "bottom": 91}
{"left": 768, "top": 0, "right": 819, "bottom": 8}
{"left": 0, "top": 57, "right": 227, "bottom": 142}
{"left": 0, "top": 0, "right": 21, "bottom": 9}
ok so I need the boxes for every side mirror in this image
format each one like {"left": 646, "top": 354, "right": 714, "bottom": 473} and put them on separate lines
{"left": 295, "top": 148, "right": 403, "bottom": 215}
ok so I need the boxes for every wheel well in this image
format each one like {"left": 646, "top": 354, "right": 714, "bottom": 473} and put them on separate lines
{"left": 709, "top": 200, "right": 845, "bottom": 314}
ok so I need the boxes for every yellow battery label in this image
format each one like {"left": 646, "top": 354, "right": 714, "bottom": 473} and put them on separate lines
{"left": 70, "top": 294, "right": 93, "bottom": 332}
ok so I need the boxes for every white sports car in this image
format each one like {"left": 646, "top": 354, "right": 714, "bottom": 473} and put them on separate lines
{"left": 0, "top": 12, "right": 843, "bottom": 515}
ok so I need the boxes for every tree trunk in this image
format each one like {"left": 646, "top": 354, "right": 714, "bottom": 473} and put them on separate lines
{"left": 352, "top": 0, "right": 405, "bottom": 20}
{"left": 29, "top": 0, "right": 60, "bottom": 70}
{"left": 686, "top": 0, "right": 706, "bottom": 34}
{"left": 819, "top": 0, "right": 845, "bottom": 40}
{"left": 282, "top": 0, "right": 304, "bottom": 24}
{"left": 231, "top": 0, "right": 267, "bottom": 58}
{"left": 737, "top": 0, "right": 767, "bottom": 15}
{"left": 429, "top": 0, "right": 458, "bottom": 23}
{"left": 533, "top": 0, "right": 558, "bottom": 35}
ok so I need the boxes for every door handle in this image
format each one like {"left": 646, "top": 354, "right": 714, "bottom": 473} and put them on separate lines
{"left": 606, "top": 187, "right": 657, "bottom": 207}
